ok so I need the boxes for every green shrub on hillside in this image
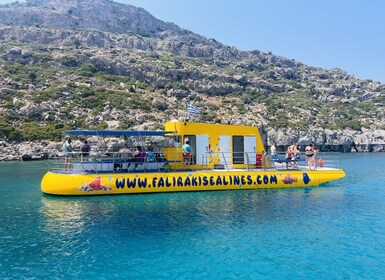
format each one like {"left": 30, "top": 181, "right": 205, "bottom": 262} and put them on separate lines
{"left": 0, "top": 116, "right": 22, "bottom": 141}
{"left": 58, "top": 56, "right": 79, "bottom": 67}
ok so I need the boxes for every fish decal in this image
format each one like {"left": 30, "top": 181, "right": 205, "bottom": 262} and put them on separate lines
{"left": 78, "top": 177, "right": 112, "bottom": 192}
{"left": 282, "top": 174, "right": 298, "bottom": 184}
{"left": 302, "top": 173, "right": 311, "bottom": 185}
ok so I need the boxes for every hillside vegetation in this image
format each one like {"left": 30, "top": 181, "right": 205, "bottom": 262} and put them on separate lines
{"left": 0, "top": 0, "right": 384, "bottom": 153}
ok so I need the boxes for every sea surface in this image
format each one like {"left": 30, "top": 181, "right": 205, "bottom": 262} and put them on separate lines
{"left": 0, "top": 153, "right": 385, "bottom": 279}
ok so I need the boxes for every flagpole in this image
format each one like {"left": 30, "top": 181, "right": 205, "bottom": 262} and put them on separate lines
{"left": 185, "top": 102, "right": 190, "bottom": 121}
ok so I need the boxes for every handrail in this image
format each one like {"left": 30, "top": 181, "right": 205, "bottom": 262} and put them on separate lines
{"left": 47, "top": 148, "right": 342, "bottom": 174}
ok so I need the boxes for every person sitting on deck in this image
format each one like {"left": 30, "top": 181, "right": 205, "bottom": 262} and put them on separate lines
{"left": 146, "top": 147, "right": 155, "bottom": 162}
{"left": 133, "top": 146, "right": 146, "bottom": 170}
{"left": 119, "top": 143, "right": 132, "bottom": 161}
{"left": 118, "top": 143, "right": 132, "bottom": 171}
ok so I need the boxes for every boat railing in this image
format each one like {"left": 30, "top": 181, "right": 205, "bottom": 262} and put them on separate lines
{"left": 47, "top": 149, "right": 343, "bottom": 174}
{"left": 47, "top": 149, "right": 178, "bottom": 173}
{"left": 200, "top": 151, "right": 258, "bottom": 171}
{"left": 198, "top": 151, "right": 342, "bottom": 171}
{"left": 266, "top": 152, "right": 342, "bottom": 170}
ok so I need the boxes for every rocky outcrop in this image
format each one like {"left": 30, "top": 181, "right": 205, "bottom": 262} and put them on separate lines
{"left": 267, "top": 128, "right": 385, "bottom": 153}
{"left": 0, "top": 140, "right": 53, "bottom": 161}
{"left": 1, "top": 136, "right": 174, "bottom": 161}
{"left": 0, "top": 126, "right": 383, "bottom": 161}
{"left": 1, "top": 47, "right": 33, "bottom": 65}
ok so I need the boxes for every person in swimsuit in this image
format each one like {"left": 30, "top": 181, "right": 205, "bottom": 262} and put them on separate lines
{"left": 305, "top": 143, "right": 317, "bottom": 170}
{"left": 285, "top": 146, "right": 292, "bottom": 169}
{"left": 292, "top": 144, "right": 300, "bottom": 169}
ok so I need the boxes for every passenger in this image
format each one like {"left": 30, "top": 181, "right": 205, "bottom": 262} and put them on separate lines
{"left": 118, "top": 143, "right": 132, "bottom": 171}
{"left": 270, "top": 142, "right": 277, "bottom": 159}
{"left": 182, "top": 140, "right": 192, "bottom": 170}
{"left": 294, "top": 145, "right": 301, "bottom": 159}
{"left": 63, "top": 138, "right": 72, "bottom": 170}
{"left": 305, "top": 143, "right": 317, "bottom": 170}
{"left": 285, "top": 146, "right": 292, "bottom": 169}
{"left": 119, "top": 143, "right": 131, "bottom": 161}
{"left": 289, "top": 143, "right": 296, "bottom": 158}
{"left": 133, "top": 146, "right": 146, "bottom": 170}
{"left": 139, "top": 147, "right": 147, "bottom": 160}
{"left": 146, "top": 147, "right": 155, "bottom": 162}
{"left": 80, "top": 140, "right": 91, "bottom": 161}
{"left": 292, "top": 144, "right": 301, "bottom": 169}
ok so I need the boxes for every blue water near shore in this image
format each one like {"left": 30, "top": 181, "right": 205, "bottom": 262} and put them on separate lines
{"left": 1, "top": 153, "right": 385, "bottom": 279}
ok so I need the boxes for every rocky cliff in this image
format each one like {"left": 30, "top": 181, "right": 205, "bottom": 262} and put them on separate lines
{"left": 0, "top": 0, "right": 185, "bottom": 37}
{"left": 0, "top": 0, "right": 385, "bottom": 160}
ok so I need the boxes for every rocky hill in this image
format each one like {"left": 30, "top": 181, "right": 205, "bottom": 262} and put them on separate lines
{"left": 0, "top": 0, "right": 385, "bottom": 160}
{"left": 0, "top": 0, "right": 186, "bottom": 37}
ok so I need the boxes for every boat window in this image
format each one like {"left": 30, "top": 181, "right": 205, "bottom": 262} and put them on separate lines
{"left": 232, "top": 136, "right": 244, "bottom": 164}
{"left": 172, "top": 135, "right": 181, "bottom": 148}
{"left": 164, "top": 135, "right": 181, "bottom": 148}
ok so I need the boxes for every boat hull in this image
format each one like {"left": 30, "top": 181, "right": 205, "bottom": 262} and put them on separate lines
{"left": 41, "top": 169, "right": 345, "bottom": 195}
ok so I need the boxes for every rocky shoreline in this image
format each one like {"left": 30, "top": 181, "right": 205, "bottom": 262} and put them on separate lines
{"left": 2, "top": 126, "right": 385, "bottom": 161}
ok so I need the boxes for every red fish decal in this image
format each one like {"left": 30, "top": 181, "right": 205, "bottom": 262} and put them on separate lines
{"left": 78, "top": 177, "right": 112, "bottom": 192}
{"left": 282, "top": 174, "right": 298, "bottom": 184}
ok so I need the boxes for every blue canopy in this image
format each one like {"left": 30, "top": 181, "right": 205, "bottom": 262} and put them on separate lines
{"left": 66, "top": 130, "right": 175, "bottom": 137}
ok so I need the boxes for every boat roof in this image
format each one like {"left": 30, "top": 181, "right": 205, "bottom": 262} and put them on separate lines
{"left": 66, "top": 130, "right": 175, "bottom": 137}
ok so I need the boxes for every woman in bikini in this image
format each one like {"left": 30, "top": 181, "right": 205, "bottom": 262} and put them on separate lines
{"left": 305, "top": 143, "right": 317, "bottom": 170}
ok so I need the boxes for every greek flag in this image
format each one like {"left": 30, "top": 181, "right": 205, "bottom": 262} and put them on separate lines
{"left": 187, "top": 103, "right": 201, "bottom": 115}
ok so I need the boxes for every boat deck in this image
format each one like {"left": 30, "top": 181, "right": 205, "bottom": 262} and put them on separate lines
{"left": 54, "top": 165, "right": 340, "bottom": 175}
{"left": 48, "top": 150, "right": 342, "bottom": 175}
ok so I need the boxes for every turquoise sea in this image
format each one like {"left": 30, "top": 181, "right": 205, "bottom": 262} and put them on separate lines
{"left": 1, "top": 153, "right": 385, "bottom": 279}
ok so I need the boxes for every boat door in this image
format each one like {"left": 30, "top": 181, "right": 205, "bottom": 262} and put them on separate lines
{"left": 244, "top": 136, "right": 256, "bottom": 164}
{"left": 196, "top": 135, "right": 209, "bottom": 164}
{"left": 219, "top": 135, "right": 232, "bottom": 168}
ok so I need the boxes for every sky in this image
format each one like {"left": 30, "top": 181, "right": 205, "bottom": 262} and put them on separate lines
{"left": 0, "top": 0, "right": 384, "bottom": 83}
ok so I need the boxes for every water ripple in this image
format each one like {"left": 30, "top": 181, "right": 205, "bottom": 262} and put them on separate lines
{"left": 1, "top": 156, "right": 385, "bottom": 279}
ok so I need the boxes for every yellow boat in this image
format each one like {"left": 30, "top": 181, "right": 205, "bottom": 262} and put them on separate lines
{"left": 41, "top": 121, "right": 345, "bottom": 195}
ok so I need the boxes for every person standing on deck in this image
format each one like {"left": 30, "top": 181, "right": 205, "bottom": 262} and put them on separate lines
{"left": 305, "top": 143, "right": 317, "bottom": 170}
{"left": 285, "top": 146, "right": 292, "bottom": 169}
{"left": 292, "top": 144, "right": 300, "bottom": 169}
{"left": 182, "top": 140, "right": 191, "bottom": 170}
{"left": 80, "top": 140, "right": 91, "bottom": 162}
{"left": 270, "top": 142, "right": 277, "bottom": 159}
{"left": 63, "top": 138, "right": 72, "bottom": 170}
